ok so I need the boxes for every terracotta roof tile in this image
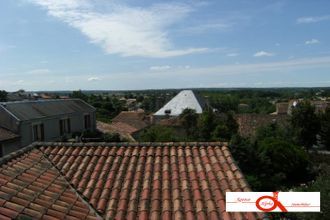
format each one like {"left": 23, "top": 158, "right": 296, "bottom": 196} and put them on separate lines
{"left": 0, "top": 149, "right": 100, "bottom": 219}
{"left": 0, "top": 142, "right": 262, "bottom": 220}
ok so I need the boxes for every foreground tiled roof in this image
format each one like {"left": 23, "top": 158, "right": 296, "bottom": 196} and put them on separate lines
{"left": 0, "top": 127, "right": 19, "bottom": 142}
{"left": 0, "top": 146, "right": 99, "bottom": 219}
{"left": 0, "top": 142, "right": 261, "bottom": 220}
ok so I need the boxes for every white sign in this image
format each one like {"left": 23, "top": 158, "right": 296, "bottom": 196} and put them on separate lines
{"left": 226, "top": 192, "right": 320, "bottom": 212}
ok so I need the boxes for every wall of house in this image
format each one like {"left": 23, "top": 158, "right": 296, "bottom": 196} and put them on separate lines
{"left": 19, "top": 111, "right": 96, "bottom": 147}
{"left": 1, "top": 139, "right": 21, "bottom": 157}
{"left": 0, "top": 107, "right": 19, "bottom": 132}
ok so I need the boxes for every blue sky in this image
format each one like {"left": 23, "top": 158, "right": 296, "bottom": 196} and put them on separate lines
{"left": 0, "top": 0, "right": 330, "bottom": 91}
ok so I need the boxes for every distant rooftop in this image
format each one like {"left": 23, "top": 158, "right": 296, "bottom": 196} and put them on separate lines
{"left": 0, "top": 99, "right": 95, "bottom": 121}
{"left": 154, "top": 90, "right": 207, "bottom": 116}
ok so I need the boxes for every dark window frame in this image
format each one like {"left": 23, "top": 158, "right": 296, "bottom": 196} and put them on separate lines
{"left": 59, "top": 118, "right": 71, "bottom": 136}
{"left": 84, "top": 114, "right": 91, "bottom": 130}
{"left": 32, "top": 123, "right": 44, "bottom": 142}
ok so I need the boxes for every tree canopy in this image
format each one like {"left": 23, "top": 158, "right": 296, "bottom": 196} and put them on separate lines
{"left": 0, "top": 90, "right": 8, "bottom": 102}
{"left": 291, "top": 101, "right": 320, "bottom": 148}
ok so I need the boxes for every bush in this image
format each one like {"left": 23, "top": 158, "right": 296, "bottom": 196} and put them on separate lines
{"left": 103, "top": 133, "right": 121, "bottom": 142}
{"left": 140, "top": 125, "right": 177, "bottom": 142}
{"left": 257, "top": 138, "right": 310, "bottom": 188}
{"left": 286, "top": 164, "right": 330, "bottom": 220}
{"left": 230, "top": 135, "right": 312, "bottom": 191}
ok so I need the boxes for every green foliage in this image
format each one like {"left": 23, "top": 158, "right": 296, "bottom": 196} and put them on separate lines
{"left": 211, "top": 112, "right": 238, "bottom": 141}
{"left": 179, "top": 108, "right": 198, "bottom": 138}
{"left": 291, "top": 101, "right": 320, "bottom": 148}
{"left": 320, "top": 107, "right": 330, "bottom": 150}
{"left": 258, "top": 138, "right": 310, "bottom": 187}
{"left": 70, "top": 90, "right": 88, "bottom": 101}
{"left": 255, "top": 122, "right": 293, "bottom": 144}
{"left": 140, "top": 125, "right": 177, "bottom": 142}
{"left": 201, "top": 89, "right": 276, "bottom": 114}
{"left": 230, "top": 135, "right": 264, "bottom": 179}
{"left": 287, "top": 164, "right": 330, "bottom": 220}
{"left": 103, "top": 133, "right": 121, "bottom": 142}
{"left": 0, "top": 90, "right": 8, "bottom": 102}
{"left": 230, "top": 130, "right": 311, "bottom": 191}
{"left": 87, "top": 94, "right": 126, "bottom": 123}
{"left": 198, "top": 110, "right": 217, "bottom": 140}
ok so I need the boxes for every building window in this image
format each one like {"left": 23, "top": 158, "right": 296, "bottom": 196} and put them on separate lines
{"left": 59, "top": 118, "right": 71, "bottom": 136}
{"left": 84, "top": 114, "right": 91, "bottom": 130}
{"left": 32, "top": 124, "right": 44, "bottom": 141}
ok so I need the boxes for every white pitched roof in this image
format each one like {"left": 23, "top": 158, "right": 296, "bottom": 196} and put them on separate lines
{"left": 154, "top": 90, "right": 204, "bottom": 116}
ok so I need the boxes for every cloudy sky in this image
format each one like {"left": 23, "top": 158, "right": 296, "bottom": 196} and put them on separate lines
{"left": 0, "top": 0, "right": 330, "bottom": 91}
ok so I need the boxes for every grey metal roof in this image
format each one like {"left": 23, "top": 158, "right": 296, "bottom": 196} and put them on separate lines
{"left": 0, "top": 99, "right": 95, "bottom": 121}
{"left": 154, "top": 90, "right": 206, "bottom": 116}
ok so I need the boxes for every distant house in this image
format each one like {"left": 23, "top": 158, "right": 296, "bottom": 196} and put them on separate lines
{"left": 0, "top": 99, "right": 96, "bottom": 156}
{"left": 236, "top": 114, "right": 289, "bottom": 137}
{"left": 154, "top": 90, "right": 208, "bottom": 117}
{"left": 275, "top": 102, "right": 290, "bottom": 115}
{"left": 274, "top": 99, "right": 329, "bottom": 115}
{"left": 97, "top": 110, "right": 150, "bottom": 141}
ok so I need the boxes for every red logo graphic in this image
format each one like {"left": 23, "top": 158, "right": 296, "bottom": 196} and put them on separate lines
{"left": 256, "top": 192, "right": 288, "bottom": 212}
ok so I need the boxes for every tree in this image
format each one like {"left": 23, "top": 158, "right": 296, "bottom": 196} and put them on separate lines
{"left": 255, "top": 122, "right": 293, "bottom": 144}
{"left": 211, "top": 112, "right": 238, "bottom": 141}
{"left": 103, "top": 133, "right": 121, "bottom": 142}
{"left": 70, "top": 90, "right": 88, "bottom": 101}
{"left": 257, "top": 138, "right": 310, "bottom": 188}
{"left": 230, "top": 133, "right": 311, "bottom": 191}
{"left": 0, "top": 90, "right": 8, "bottom": 102}
{"left": 140, "top": 125, "right": 177, "bottom": 142}
{"left": 286, "top": 165, "right": 330, "bottom": 220}
{"left": 291, "top": 101, "right": 320, "bottom": 148}
{"left": 320, "top": 107, "right": 330, "bottom": 150}
{"left": 179, "top": 108, "right": 198, "bottom": 138}
{"left": 198, "top": 110, "right": 216, "bottom": 140}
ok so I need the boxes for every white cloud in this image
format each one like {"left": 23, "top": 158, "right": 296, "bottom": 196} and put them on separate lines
{"left": 305, "top": 39, "right": 320, "bottom": 45}
{"left": 87, "top": 77, "right": 101, "bottom": 81}
{"left": 150, "top": 65, "right": 171, "bottom": 71}
{"left": 297, "top": 15, "right": 330, "bottom": 24}
{"left": 2, "top": 56, "right": 330, "bottom": 91}
{"left": 29, "top": 0, "right": 208, "bottom": 58}
{"left": 254, "top": 51, "right": 274, "bottom": 57}
{"left": 14, "top": 80, "right": 25, "bottom": 85}
{"left": 226, "top": 53, "right": 239, "bottom": 57}
{"left": 26, "top": 68, "right": 50, "bottom": 75}
{"left": 182, "top": 22, "right": 231, "bottom": 34}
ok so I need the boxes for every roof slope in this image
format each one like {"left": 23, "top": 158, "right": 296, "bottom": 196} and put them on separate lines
{"left": 1, "top": 142, "right": 261, "bottom": 220}
{"left": 0, "top": 127, "right": 19, "bottom": 142}
{"left": 0, "top": 147, "right": 99, "bottom": 220}
{"left": 154, "top": 90, "right": 207, "bottom": 116}
{"left": 0, "top": 99, "right": 95, "bottom": 121}
{"left": 112, "top": 111, "right": 149, "bottom": 132}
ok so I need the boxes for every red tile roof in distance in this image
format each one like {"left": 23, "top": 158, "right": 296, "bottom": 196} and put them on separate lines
{"left": 0, "top": 142, "right": 262, "bottom": 220}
